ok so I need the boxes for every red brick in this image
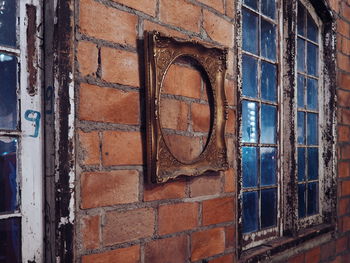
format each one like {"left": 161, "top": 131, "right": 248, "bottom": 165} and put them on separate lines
{"left": 329, "top": 0, "right": 340, "bottom": 14}
{"left": 339, "top": 162, "right": 350, "bottom": 178}
{"left": 338, "top": 126, "right": 350, "bottom": 142}
{"left": 144, "top": 235, "right": 188, "bottom": 263}
{"left": 80, "top": 0, "right": 137, "bottom": 46}
{"left": 163, "top": 134, "right": 202, "bottom": 163}
{"left": 342, "top": 2, "right": 350, "bottom": 21}
{"left": 339, "top": 198, "right": 350, "bottom": 215}
{"left": 288, "top": 253, "right": 305, "bottom": 263}
{"left": 224, "top": 169, "right": 235, "bottom": 193}
{"left": 209, "top": 254, "right": 234, "bottom": 263}
{"left": 225, "top": 226, "right": 235, "bottom": 248}
{"left": 339, "top": 108, "right": 350, "bottom": 125}
{"left": 197, "top": 0, "right": 224, "bottom": 13}
{"left": 82, "top": 245, "right": 140, "bottom": 263}
{"left": 338, "top": 52, "right": 350, "bottom": 72}
{"left": 163, "top": 64, "right": 202, "bottom": 98}
{"left": 338, "top": 72, "right": 350, "bottom": 91}
{"left": 144, "top": 180, "right": 186, "bottom": 201}
{"left": 226, "top": 109, "right": 236, "bottom": 134}
{"left": 77, "top": 41, "right": 98, "bottom": 77}
{"left": 192, "top": 103, "right": 211, "bottom": 132}
{"left": 226, "top": 0, "right": 235, "bottom": 18}
{"left": 320, "top": 241, "right": 336, "bottom": 261}
{"left": 102, "top": 131, "right": 143, "bottom": 166}
{"left": 341, "top": 181, "right": 350, "bottom": 196}
{"left": 336, "top": 236, "right": 348, "bottom": 254}
{"left": 341, "top": 144, "right": 350, "bottom": 160}
{"left": 158, "top": 202, "right": 198, "bottom": 235}
{"left": 143, "top": 20, "right": 187, "bottom": 39}
{"left": 112, "top": 0, "right": 157, "bottom": 16}
{"left": 338, "top": 19, "right": 350, "bottom": 38}
{"left": 202, "top": 197, "right": 234, "bottom": 226}
{"left": 81, "top": 170, "right": 139, "bottom": 209}
{"left": 191, "top": 228, "right": 225, "bottom": 261}
{"left": 342, "top": 216, "right": 350, "bottom": 232}
{"left": 159, "top": 0, "right": 201, "bottom": 32}
{"left": 305, "top": 247, "right": 321, "bottom": 263}
{"left": 338, "top": 89, "right": 350, "bottom": 108}
{"left": 101, "top": 48, "right": 139, "bottom": 87}
{"left": 81, "top": 215, "right": 100, "bottom": 250}
{"left": 103, "top": 208, "right": 155, "bottom": 245}
{"left": 226, "top": 137, "right": 235, "bottom": 167}
{"left": 189, "top": 172, "right": 222, "bottom": 197}
{"left": 203, "top": 10, "right": 234, "bottom": 47}
{"left": 79, "top": 83, "right": 139, "bottom": 124}
{"left": 225, "top": 78, "right": 236, "bottom": 106}
{"left": 78, "top": 130, "right": 100, "bottom": 165}
{"left": 159, "top": 99, "right": 189, "bottom": 130}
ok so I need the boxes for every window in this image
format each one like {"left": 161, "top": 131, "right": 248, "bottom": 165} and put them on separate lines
{"left": 0, "top": 1, "right": 43, "bottom": 262}
{"left": 238, "top": 0, "right": 336, "bottom": 256}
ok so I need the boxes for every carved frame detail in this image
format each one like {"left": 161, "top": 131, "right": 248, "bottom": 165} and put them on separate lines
{"left": 145, "top": 31, "right": 229, "bottom": 183}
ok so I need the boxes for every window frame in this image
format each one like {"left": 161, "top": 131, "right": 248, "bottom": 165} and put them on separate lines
{"left": 236, "top": 0, "right": 337, "bottom": 258}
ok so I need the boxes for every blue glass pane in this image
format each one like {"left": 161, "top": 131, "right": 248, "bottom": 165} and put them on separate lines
{"left": 243, "top": 191, "right": 258, "bottom": 233}
{"left": 261, "top": 19, "right": 276, "bottom": 61}
{"left": 242, "top": 54, "right": 258, "bottom": 98}
{"left": 0, "top": 54, "right": 17, "bottom": 130}
{"left": 261, "top": 0, "right": 275, "bottom": 19}
{"left": 308, "top": 148, "right": 319, "bottom": 180}
{"left": 297, "top": 38, "right": 305, "bottom": 72}
{"left": 297, "top": 3, "right": 306, "bottom": 37}
{"left": 244, "top": 0, "right": 258, "bottom": 10}
{"left": 308, "top": 182, "right": 319, "bottom": 215}
{"left": 307, "top": 78, "right": 318, "bottom": 110}
{"left": 261, "top": 62, "right": 277, "bottom": 102}
{"left": 242, "top": 101, "right": 258, "bottom": 143}
{"left": 298, "top": 147, "right": 306, "bottom": 182}
{"left": 297, "top": 74, "right": 305, "bottom": 108}
{"left": 261, "top": 104, "right": 277, "bottom": 144}
{"left": 298, "top": 184, "right": 306, "bottom": 218}
{"left": 0, "top": 218, "right": 21, "bottom": 263}
{"left": 307, "top": 13, "right": 318, "bottom": 43}
{"left": 0, "top": 0, "right": 16, "bottom": 47}
{"left": 261, "top": 188, "right": 277, "bottom": 228}
{"left": 243, "top": 9, "right": 259, "bottom": 54}
{"left": 307, "top": 113, "right": 318, "bottom": 145}
{"left": 261, "top": 147, "right": 277, "bottom": 186}
{"left": 297, "top": 111, "right": 305, "bottom": 145}
{"left": 0, "top": 138, "right": 17, "bottom": 213}
{"left": 307, "top": 43, "right": 318, "bottom": 77}
{"left": 242, "top": 147, "right": 258, "bottom": 188}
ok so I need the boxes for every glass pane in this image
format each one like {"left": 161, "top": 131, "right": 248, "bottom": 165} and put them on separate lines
{"left": 0, "top": 0, "right": 17, "bottom": 47}
{"left": 298, "top": 147, "right": 306, "bottom": 182}
{"left": 261, "top": 104, "right": 277, "bottom": 144}
{"left": 0, "top": 138, "right": 17, "bottom": 213}
{"left": 242, "top": 147, "right": 258, "bottom": 188}
{"left": 307, "top": 182, "right": 319, "bottom": 215}
{"left": 243, "top": 191, "right": 258, "bottom": 233}
{"left": 307, "top": 13, "right": 318, "bottom": 42}
{"left": 243, "top": 9, "right": 259, "bottom": 55}
{"left": 261, "top": 188, "right": 277, "bottom": 228}
{"left": 307, "top": 113, "right": 318, "bottom": 145}
{"left": 261, "top": 0, "right": 275, "bottom": 19}
{"left": 297, "top": 111, "right": 305, "bottom": 145}
{"left": 308, "top": 147, "right": 319, "bottom": 180}
{"left": 261, "top": 147, "right": 277, "bottom": 186}
{"left": 0, "top": 218, "right": 21, "bottom": 263}
{"left": 307, "top": 78, "right": 318, "bottom": 110}
{"left": 242, "top": 101, "right": 258, "bottom": 143}
{"left": 261, "top": 61, "right": 277, "bottom": 102}
{"left": 297, "top": 38, "right": 305, "bottom": 72}
{"left": 242, "top": 54, "right": 258, "bottom": 98}
{"left": 261, "top": 19, "right": 276, "bottom": 61}
{"left": 298, "top": 184, "right": 306, "bottom": 218}
{"left": 244, "top": 0, "right": 258, "bottom": 10}
{"left": 297, "top": 3, "right": 306, "bottom": 36}
{"left": 297, "top": 74, "right": 305, "bottom": 108}
{"left": 307, "top": 43, "right": 319, "bottom": 77}
{"left": 0, "top": 54, "right": 17, "bottom": 130}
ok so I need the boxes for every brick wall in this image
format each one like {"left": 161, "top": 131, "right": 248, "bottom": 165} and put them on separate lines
{"left": 74, "top": 0, "right": 350, "bottom": 262}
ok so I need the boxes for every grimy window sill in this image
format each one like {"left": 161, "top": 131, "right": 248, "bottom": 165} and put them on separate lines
{"left": 239, "top": 224, "right": 334, "bottom": 263}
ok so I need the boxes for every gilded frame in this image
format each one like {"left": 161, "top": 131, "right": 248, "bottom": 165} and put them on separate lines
{"left": 145, "top": 31, "right": 229, "bottom": 183}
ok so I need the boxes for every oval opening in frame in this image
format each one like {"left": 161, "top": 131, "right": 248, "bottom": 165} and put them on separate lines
{"left": 159, "top": 55, "right": 214, "bottom": 164}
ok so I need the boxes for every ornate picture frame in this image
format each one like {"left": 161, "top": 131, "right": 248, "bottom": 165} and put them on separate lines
{"left": 144, "top": 31, "right": 229, "bottom": 183}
